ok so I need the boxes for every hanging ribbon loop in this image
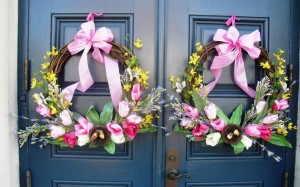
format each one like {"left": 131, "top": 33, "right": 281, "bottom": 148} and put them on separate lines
{"left": 205, "top": 26, "right": 261, "bottom": 98}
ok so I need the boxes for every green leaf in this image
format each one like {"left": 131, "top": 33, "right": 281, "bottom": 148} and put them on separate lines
{"left": 216, "top": 106, "right": 229, "bottom": 123}
{"left": 196, "top": 66, "right": 205, "bottom": 72}
{"left": 229, "top": 104, "right": 243, "bottom": 125}
{"left": 174, "top": 124, "right": 192, "bottom": 135}
{"left": 72, "top": 112, "right": 84, "bottom": 121}
{"left": 138, "top": 126, "right": 157, "bottom": 133}
{"left": 253, "top": 100, "right": 268, "bottom": 124}
{"left": 267, "top": 134, "right": 292, "bottom": 148}
{"left": 231, "top": 142, "right": 245, "bottom": 154}
{"left": 88, "top": 143, "right": 98, "bottom": 148}
{"left": 100, "top": 102, "right": 114, "bottom": 125}
{"left": 104, "top": 140, "right": 116, "bottom": 154}
{"left": 192, "top": 90, "right": 207, "bottom": 112}
{"left": 86, "top": 105, "right": 100, "bottom": 126}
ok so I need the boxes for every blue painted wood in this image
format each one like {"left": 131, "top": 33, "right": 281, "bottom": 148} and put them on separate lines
{"left": 18, "top": 1, "right": 160, "bottom": 187}
{"left": 164, "top": 0, "right": 298, "bottom": 187}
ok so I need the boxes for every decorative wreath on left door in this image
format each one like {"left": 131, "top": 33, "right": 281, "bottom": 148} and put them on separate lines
{"left": 169, "top": 16, "right": 296, "bottom": 161}
{"left": 16, "top": 13, "right": 165, "bottom": 154}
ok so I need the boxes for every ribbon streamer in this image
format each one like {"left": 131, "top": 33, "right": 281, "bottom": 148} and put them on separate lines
{"left": 202, "top": 26, "right": 261, "bottom": 98}
{"left": 62, "top": 18, "right": 122, "bottom": 109}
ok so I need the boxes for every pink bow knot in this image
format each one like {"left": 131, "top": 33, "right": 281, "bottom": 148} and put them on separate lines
{"left": 67, "top": 21, "right": 113, "bottom": 92}
{"left": 205, "top": 26, "right": 261, "bottom": 98}
{"left": 63, "top": 19, "right": 123, "bottom": 109}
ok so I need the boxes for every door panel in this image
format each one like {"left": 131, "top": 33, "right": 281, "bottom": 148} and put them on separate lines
{"left": 20, "top": 1, "right": 158, "bottom": 186}
{"left": 165, "top": 0, "right": 293, "bottom": 187}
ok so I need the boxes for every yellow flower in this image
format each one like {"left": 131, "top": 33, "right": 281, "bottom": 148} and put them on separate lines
{"left": 41, "top": 62, "right": 50, "bottom": 69}
{"left": 194, "top": 74, "right": 203, "bottom": 85}
{"left": 143, "top": 114, "right": 153, "bottom": 124}
{"left": 43, "top": 55, "right": 47, "bottom": 60}
{"left": 277, "top": 67, "right": 285, "bottom": 75}
{"left": 64, "top": 101, "right": 72, "bottom": 108}
{"left": 137, "top": 70, "right": 149, "bottom": 88}
{"left": 134, "top": 38, "right": 143, "bottom": 48}
{"left": 45, "top": 72, "right": 57, "bottom": 82}
{"left": 31, "top": 77, "right": 37, "bottom": 88}
{"left": 189, "top": 53, "right": 200, "bottom": 65}
{"left": 51, "top": 46, "right": 58, "bottom": 56}
{"left": 46, "top": 51, "right": 52, "bottom": 56}
{"left": 50, "top": 104, "right": 57, "bottom": 115}
{"left": 124, "top": 52, "right": 129, "bottom": 56}
{"left": 124, "top": 84, "right": 131, "bottom": 92}
{"left": 284, "top": 76, "right": 288, "bottom": 81}
{"left": 195, "top": 42, "right": 203, "bottom": 52}
{"left": 277, "top": 126, "right": 288, "bottom": 136}
{"left": 282, "top": 92, "right": 291, "bottom": 99}
{"left": 260, "top": 62, "right": 271, "bottom": 69}
{"left": 288, "top": 122, "right": 297, "bottom": 130}
{"left": 190, "top": 67, "right": 196, "bottom": 76}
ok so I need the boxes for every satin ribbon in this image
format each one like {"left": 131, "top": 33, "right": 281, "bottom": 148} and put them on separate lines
{"left": 226, "top": 15, "right": 238, "bottom": 27}
{"left": 86, "top": 12, "right": 102, "bottom": 21}
{"left": 203, "top": 26, "right": 261, "bottom": 98}
{"left": 63, "top": 20, "right": 122, "bottom": 108}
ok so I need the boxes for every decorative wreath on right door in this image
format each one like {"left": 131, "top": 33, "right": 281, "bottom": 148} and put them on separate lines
{"left": 169, "top": 16, "right": 296, "bottom": 161}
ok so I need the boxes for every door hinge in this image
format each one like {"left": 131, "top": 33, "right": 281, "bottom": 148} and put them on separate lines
{"left": 24, "top": 58, "right": 30, "bottom": 92}
{"left": 26, "top": 169, "right": 31, "bottom": 187}
{"left": 283, "top": 171, "right": 288, "bottom": 187}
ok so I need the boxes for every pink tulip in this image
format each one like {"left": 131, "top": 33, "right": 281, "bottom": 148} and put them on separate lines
{"left": 50, "top": 125, "right": 66, "bottom": 139}
{"left": 245, "top": 124, "right": 272, "bottom": 141}
{"left": 131, "top": 83, "right": 142, "bottom": 101}
{"left": 183, "top": 104, "right": 199, "bottom": 118}
{"left": 126, "top": 115, "right": 142, "bottom": 124}
{"left": 180, "top": 118, "right": 193, "bottom": 128}
{"left": 210, "top": 118, "right": 226, "bottom": 131}
{"left": 262, "top": 114, "right": 278, "bottom": 124}
{"left": 204, "top": 103, "right": 217, "bottom": 120}
{"left": 74, "top": 117, "right": 94, "bottom": 136}
{"left": 63, "top": 132, "right": 77, "bottom": 148}
{"left": 118, "top": 100, "right": 130, "bottom": 117}
{"left": 192, "top": 124, "right": 209, "bottom": 140}
{"left": 107, "top": 122, "right": 123, "bottom": 136}
{"left": 123, "top": 121, "right": 139, "bottom": 139}
{"left": 107, "top": 122, "right": 125, "bottom": 144}
{"left": 60, "top": 110, "right": 72, "bottom": 126}
{"left": 36, "top": 104, "right": 51, "bottom": 117}
{"left": 273, "top": 99, "right": 289, "bottom": 111}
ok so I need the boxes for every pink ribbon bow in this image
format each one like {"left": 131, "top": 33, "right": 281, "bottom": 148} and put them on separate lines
{"left": 204, "top": 26, "right": 261, "bottom": 98}
{"left": 63, "top": 19, "right": 122, "bottom": 108}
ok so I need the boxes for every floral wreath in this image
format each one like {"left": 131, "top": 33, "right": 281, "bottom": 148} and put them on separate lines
{"left": 169, "top": 16, "right": 296, "bottom": 161}
{"left": 16, "top": 13, "right": 165, "bottom": 154}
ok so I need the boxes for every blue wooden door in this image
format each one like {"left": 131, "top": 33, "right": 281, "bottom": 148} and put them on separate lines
{"left": 19, "top": 0, "right": 298, "bottom": 187}
{"left": 18, "top": 1, "right": 160, "bottom": 187}
{"left": 164, "top": 0, "right": 298, "bottom": 187}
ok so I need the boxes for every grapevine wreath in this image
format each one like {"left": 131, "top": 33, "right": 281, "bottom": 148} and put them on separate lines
{"left": 169, "top": 16, "right": 295, "bottom": 161}
{"left": 16, "top": 13, "right": 165, "bottom": 154}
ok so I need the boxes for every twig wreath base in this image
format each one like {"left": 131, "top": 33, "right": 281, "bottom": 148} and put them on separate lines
{"left": 169, "top": 24, "right": 295, "bottom": 161}
{"left": 16, "top": 18, "right": 165, "bottom": 154}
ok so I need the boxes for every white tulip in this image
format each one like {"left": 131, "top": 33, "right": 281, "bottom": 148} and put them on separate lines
{"left": 241, "top": 135, "right": 253, "bottom": 150}
{"left": 111, "top": 134, "right": 126, "bottom": 144}
{"left": 206, "top": 132, "right": 221, "bottom": 147}
{"left": 77, "top": 135, "right": 90, "bottom": 146}
{"left": 256, "top": 101, "right": 266, "bottom": 114}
